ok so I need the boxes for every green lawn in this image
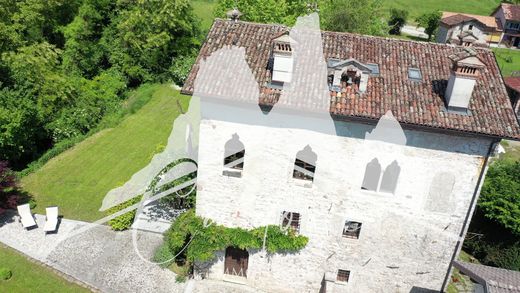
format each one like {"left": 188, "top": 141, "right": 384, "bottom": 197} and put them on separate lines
{"left": 492, "top": 48, "right": 520, "bottom": 77}
{"left": 0, "top": 245, "right": 89, "bottom": 292}
{"left": 21, "top": 84, "right": 190, "bottom": 222}
{"left": 382, "top": 0, "right": 501, "bottom": 21}
{"left": 193, "top": 0, "right": 217, "bottom": 32}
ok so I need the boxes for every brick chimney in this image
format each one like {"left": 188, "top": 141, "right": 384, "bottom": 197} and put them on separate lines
{"left": 445, "top": 48, "right": 485, "bottom": 113}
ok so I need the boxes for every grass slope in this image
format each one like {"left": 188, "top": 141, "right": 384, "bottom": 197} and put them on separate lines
{"left": 0, "top": 245, "right": 89, "bottom": 292}
{"left": 382, "top": 0, "right": 501, "bottom": 20}
{"left": 21, "top": 84, "right": 190, "bottom": 222}
{"left": 193, "top": 0, "right": 217, "bottom": 32}
{"left": 493, "top": 48, "right": 520, "bottom": 77}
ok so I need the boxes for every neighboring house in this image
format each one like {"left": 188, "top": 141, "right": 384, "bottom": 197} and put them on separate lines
{"left": 453, "top": 261, "right": 520, "bottom": 293}
{"left": 504, "top": 76, "right": 520, "bottom": 122}
{"left": 492, "top": 3, "right": 520, "bottom": 48}
{"left": 436, "top": 12, "right": 503, "bottom": 47}
{"left": 182, "top": 17, "right": 520, "bottom": 293}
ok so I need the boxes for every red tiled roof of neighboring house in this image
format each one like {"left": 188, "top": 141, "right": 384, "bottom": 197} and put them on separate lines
{"left": 441, "top": 12, "right": 502, "bottom": 31}
{"left": 454, "top": 261, "right": 520, "bottom": 293}
{"left": 504, "top": 77, "right": 520, "bottom": 93}
{"left": 497, "top": 3, "right": 520, "bottom": 21}
{"left": 182, "top": 19, "right": 520, "bottom": 140}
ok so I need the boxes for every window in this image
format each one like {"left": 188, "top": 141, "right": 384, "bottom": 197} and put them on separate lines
{"left": 366, "top": 63, "right": 380, "bottom": 76}
{"left": 469, "top": 24, "right": 473, "bottom": 31}
{"left": 379, "top": 160, "right": 401, "bottom": 194}
{"left": 408, "top": 68, "right": 422, "bottom": 81}
{"left": 343, "top": 221, "right": 362, "bottom": 239}
{"left": 223, "top": 134, "right": 245, "bottom": 175}
{"left": 293, "top": 145, "right": 317, "bottom": 182}
{"left": 224, "top": 247, "right": 249, "bottom": 277}
{"left": 361, "top": 159, "right": 400, "bottom": 194}
{"left": 281, "top": 211, "right": 301, "bottom": 233}
{"left": 337, "top": 269, "right": 350, "bottom": 283}
{"left": 361, "top": 158, "right": 381, "bottom": 191}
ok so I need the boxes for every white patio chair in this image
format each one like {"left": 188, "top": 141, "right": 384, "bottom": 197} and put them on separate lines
{"left": 17, "top": 203, "right": 37, "bottom": 229}
{"left": 43, "top": 206, "right": 59, "bottom": 233}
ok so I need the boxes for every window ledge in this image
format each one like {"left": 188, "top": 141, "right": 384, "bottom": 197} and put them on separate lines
{"left": 223, "top": 274, "right": 247, "bottom": 285}
{"left": 335, "top": 281, "right": 348, "bottom": 286}
{"left": 360, "top": 189, "right": 394, "bottom": 196}
{"left": 222, "top": 169, "right": 242, "bottom": 178}
{"left": 292, "top": 178, "right": 313, "bottom": 188}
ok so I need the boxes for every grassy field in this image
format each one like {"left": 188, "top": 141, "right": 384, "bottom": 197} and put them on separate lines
{"left": 193, "top": 0, "right": 217, "bottom": 32}
{"left": 493, "top": 48, "right": 520, "bottom": 77}
{"left": 382, "top": 0, "right": 501, "bottom": 20}
{"left": 21, "top": 84, "right": 190, "bottom": 222}
{"left": 0, "top": 245, "right": 89, "bottom": 292}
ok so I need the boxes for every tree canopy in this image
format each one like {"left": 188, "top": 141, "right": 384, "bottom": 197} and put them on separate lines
{"left": 479, "top": 159, "right": 520, "bottom": 236}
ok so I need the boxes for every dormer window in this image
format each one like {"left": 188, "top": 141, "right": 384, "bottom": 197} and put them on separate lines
{"left": 327, "top": 58, "right": 372, "bottom": 92}
{"left": 408, "top": 68, "right": 422, "bottom": 81}
{"left": 366, "top": 63, "right": 380, "bottom": 76}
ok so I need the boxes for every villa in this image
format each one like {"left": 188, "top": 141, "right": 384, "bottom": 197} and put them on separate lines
{"left": 181, "top": 16, "right": 520, "bottom": 292}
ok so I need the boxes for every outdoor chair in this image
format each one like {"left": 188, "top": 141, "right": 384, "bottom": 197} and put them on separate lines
{"left": 43, "top": 206, "right": 59, "bottom": 233}
{"left": 17, "top": 203, "right": 37, "bottom": 229}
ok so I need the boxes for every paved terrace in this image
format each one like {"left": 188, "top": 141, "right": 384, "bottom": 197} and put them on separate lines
{"left": 0, "top": 211, "right": 265, "bottom": 292}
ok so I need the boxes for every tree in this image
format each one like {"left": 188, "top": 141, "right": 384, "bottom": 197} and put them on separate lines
{"left": 415, "top": 11, "right": 441, "bottom": 41}
{"left": 0, "top": 161, "right": 19, "bottom": 214}
{"left": 479, "top": 159, "right": 520, "bottom": 236}
{"left": 388, "top": 8, "right": 408, "bottom": 35}
{"left": 215, "top": 0, "right": 309, "bottom": 26}
{"left": 319, "top": 0, "right": 388, "bottom": 36}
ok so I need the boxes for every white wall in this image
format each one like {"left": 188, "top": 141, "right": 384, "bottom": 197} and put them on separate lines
{"left": 446, "top": 21, "right": 489, "bottom": 45}
{"left": 446, "top": 73, "right": 477, "bottom": 109}
{"left": 194, "top": 101, "right": 492, "bottom": 292}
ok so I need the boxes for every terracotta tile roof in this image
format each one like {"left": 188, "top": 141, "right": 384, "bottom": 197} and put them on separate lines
{"left": 454, "top": 261, "right": 520, "bottom": 293}
{"left": 441, "top": 12, "right": 502, "bottom": 31}
{"left": 499, "top": 3, "right": 520, "bottom": 21}
{"left": 505, "top": 77, "right": 520, "bottom": 93}
{"left": 182, "top": 19, "right": 520, "bottom": 140}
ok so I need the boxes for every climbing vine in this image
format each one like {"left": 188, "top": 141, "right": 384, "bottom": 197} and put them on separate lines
{"left": 163, "top": 210, "right": 309, "bottom": 263}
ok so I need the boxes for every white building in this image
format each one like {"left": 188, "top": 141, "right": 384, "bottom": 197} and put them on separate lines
{"left": 436, "top": 12, "right": 502, "bottom": 47}
{"left": 181, "top": 17, "right": 520, "bottom": 293}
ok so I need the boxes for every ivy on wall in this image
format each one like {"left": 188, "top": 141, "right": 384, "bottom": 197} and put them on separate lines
{"left": 164, "top": 210, "right": 309, "bottom": 263}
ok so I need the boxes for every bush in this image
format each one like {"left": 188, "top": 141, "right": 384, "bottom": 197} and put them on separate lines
{"left": 169, "top": 54, "right": 196, "bottom": 86}
{"left": 153, "top": 242, "right": 175, "bottom": 268}
{"left": 388, "top": 8, "right": 408, "bottom": 35}
{"left": 164, "top": 210, "right": 309, "bottom": 263}
{"left": 0, "top": 267, "right": 12, "bottom": 280}
{"left": 107, "top": 195, "right": 143, "bottom": 231}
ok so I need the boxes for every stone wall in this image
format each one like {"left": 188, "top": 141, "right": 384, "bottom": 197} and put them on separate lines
{"left": 194, "top": 101, "right": 493, "bottom": 293}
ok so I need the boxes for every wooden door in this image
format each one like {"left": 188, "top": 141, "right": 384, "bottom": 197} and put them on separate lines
{"left": 224, "top": 247, "right": 249, "bottom": 277}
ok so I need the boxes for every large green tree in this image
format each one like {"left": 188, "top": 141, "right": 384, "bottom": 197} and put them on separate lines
{"left": 479, "top": 159, "right": 520, "bottom": 236}
{"left": 215, "top": 0, "right": 308, "bottom": 26}
{"left": 415, "top": 11, "right": 441, "bottom": 41}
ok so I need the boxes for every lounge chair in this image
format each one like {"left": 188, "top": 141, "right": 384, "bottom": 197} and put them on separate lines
{"left": 43, "top": 206, "right": 59, "bottom": 233}
{"left": 17, "top": 204, "right": 37, "bottom": 229}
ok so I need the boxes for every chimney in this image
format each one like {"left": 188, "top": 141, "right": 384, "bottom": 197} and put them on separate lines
{"left": 271, "top": 34, "right": 295, "bottom": 84}
{"left": 226, "top": 8, "right": 242, "bottom": 22}
{"left": 445, "top": 48, "right": 485, "bottom": 112}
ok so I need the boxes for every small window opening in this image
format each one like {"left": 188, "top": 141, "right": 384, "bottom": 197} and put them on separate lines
{"left": 379, "top": 160, "right": 401, "bottom": 194}
{"left": 223, "top": 134, "right": 245, "bottom": 170}
{"left": 281, "top": 211, "right": 301, "bottom": 233}
{"left": 293, "top": 145, "right": 317, "bottom": 182}
{"left": 337, "top": 269, "right": 351, "bottom": 283}
{"left": 343, "top": 221, "right": 362, "bottom": 239}
{"left": 341, "top": 70, "right": 360, "bottom": 89}
{"left": 408, "top": 68, "right": 422, "bottom": 81}
{"left": 469, "top": 24, "right": 473, "bottom": 30}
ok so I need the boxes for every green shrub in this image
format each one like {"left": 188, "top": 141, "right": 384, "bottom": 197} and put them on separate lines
{"left": 107, "top": 195, "right": 143, "bottom": 231}
{"left": 164, "top": 210, "right": 309, "bottom": 263}
{"left": 153, "top": 242, "right": 175, "bottom": 268}
{"left": 169, "top": 54, "right": 196, "bottom": 86}
{"left": 0, "top": 267, "right": 12, "bottom": 280}
{"left": 175, "top": 274, "right": 186, "bottom": 283}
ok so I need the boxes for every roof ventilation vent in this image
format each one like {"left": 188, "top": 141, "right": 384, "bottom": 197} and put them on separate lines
{"left": 226, "top": 8, "right": 242, "bottom": 22}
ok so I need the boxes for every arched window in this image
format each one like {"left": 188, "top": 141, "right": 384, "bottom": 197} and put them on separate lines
{"left": 380, "top": 160, "right": 400, "bottom": 194}
{"left": 361, "top": 158, "right": 381, "bottom": 191}
{"left": 223, "top": 134, "right": 245, "bottom": 171}
{"left": 293, "top": 145, "right": 317, "bottom": 181}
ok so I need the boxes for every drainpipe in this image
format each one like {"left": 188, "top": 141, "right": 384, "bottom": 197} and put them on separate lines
{"left": 440, "top": 139, "right": 499, "bottom": 292}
